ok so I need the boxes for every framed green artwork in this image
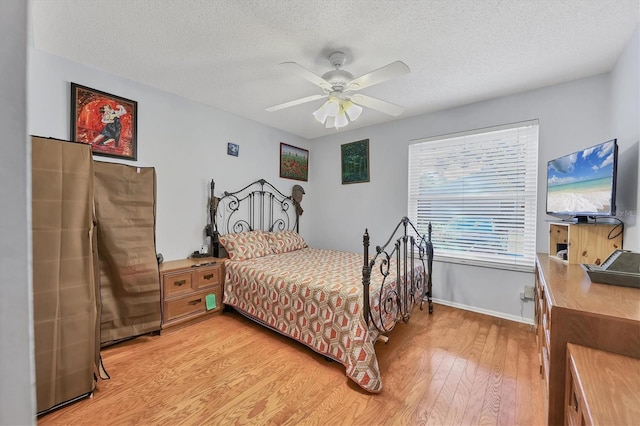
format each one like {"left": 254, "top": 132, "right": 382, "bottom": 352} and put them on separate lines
{"left": 341, "top": 139, "right": 369, "bottom": 184}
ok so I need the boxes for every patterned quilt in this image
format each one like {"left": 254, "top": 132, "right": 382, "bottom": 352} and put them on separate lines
{"left": 223, "top": 247, "right": 424, "bottom": 392}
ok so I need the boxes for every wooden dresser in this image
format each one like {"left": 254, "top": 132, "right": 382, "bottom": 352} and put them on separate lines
{"left": 159, "top": 258, "right": 224, "bottom": 330}
{"left": 565, "top": 343, "right": 640, "bottom": 426}
{"left": 534, "top": 253, "right": 640, "bottom": 425}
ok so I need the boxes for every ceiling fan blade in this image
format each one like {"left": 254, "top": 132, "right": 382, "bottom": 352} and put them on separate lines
{"left": 265, "top": 94, "right": 327, "bottom": 112}
{"left": 347, "top": 61, "right": 410, "bottom": 91}
{"left": 350, "top": 94, "right": 405, "bottom": 116}
{"left": 280, "top": 62, "right": 332, "bottom": 91}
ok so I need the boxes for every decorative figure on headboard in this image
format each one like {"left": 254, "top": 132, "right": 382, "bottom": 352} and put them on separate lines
{"left": 292, "top": 185, "right": 305, "bottom": 216}
{"left": 205, "top": 180, "right": 219, "bottom": 257}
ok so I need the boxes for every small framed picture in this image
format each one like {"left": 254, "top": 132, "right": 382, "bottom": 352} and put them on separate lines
{"left": 227, "top": 142, "right": 239, "bottom": 157}
{"left": 341, "top": 139, "right": 370, "bottom": 184}
{"left": 280, "top": 143, "right": 309, "bottom": 181}
{"left": 70, "top": 83, "right": 137, "bottom": 161}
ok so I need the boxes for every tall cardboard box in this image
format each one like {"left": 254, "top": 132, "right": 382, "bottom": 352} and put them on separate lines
{"left": 31, "top": 137, "right": 99, "bottom": 414}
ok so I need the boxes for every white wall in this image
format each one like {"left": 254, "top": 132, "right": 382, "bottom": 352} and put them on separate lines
{"left": 28, "top": 49, "right": 311, "bottom": 262}
{"left": 307, "top": 74, "right": 624, "bottom": 323}
{"left": 26, "top": 29, "right": 638, "bottom": 325}
{"left": 610, "top": 27, "right": 639, "bottom": 249}
{"left": 0, "top": 1, "right": 36, "bottom": 424}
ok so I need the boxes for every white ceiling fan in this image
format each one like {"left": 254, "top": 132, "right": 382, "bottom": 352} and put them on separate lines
{"left": 266, "top": 51, "right": 410, "bottom": 129}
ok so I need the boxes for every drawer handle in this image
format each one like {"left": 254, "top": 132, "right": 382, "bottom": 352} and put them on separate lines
{"left": 203, "top": 273, "right": 214, "bottom": 280}
{"left": 188, "top": 298, "right": 202, "bottom": 305}
{"left": 174, "top": 279, "right": 187, "bottom": 286}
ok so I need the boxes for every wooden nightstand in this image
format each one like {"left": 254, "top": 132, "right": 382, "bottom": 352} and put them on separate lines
{"left": 159, "top": 258, "right": 224, "bottom": 330}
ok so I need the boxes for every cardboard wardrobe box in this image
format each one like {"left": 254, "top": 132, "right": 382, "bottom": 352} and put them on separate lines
{"left": 31, "top": 136, "right": 100, "bottom": 414}
{"left": 93, "top": 161, "right": 161, "bottom": 345}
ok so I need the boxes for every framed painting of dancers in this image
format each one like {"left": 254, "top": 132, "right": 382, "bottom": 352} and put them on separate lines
{"left": 70, "top": 83, "right": 138, "bottom": 160}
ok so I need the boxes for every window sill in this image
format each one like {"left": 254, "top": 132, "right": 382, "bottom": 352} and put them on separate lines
{"left": 433, "top": 254, "right": 534, "bottom": 273}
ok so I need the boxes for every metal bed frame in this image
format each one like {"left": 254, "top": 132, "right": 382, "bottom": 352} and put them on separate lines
{"left": 211, "top": 178, "right": 434, "bottom": 338}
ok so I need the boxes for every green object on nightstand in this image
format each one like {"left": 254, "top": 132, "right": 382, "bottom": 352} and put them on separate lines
{"left": 205, "top": 293, "right": 216, "bottom": 310}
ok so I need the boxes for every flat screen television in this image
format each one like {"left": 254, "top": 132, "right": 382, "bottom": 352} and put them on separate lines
{"left": 546, "top": 139, "right": 618, "bottom": 223}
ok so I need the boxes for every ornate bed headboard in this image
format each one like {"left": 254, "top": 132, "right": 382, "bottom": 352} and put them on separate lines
{"left": 209, "top": 179, "right": 303, "bottom": 256}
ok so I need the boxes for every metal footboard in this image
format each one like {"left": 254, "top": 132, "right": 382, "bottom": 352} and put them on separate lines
{"left": 362, "top": 217, "right": 433, "bottom": 336}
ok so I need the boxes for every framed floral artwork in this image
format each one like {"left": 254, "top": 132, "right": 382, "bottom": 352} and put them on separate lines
{"left": 70, "top": 83, "right": 138, "bottom": 160}
{"left": 280, "top": 143, "right": 308, "bottom": 181}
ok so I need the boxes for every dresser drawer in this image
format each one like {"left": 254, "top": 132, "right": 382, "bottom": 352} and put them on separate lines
{"left": 163, "top": 271, "right": 194, "bottom": 298}
{"left": 566, "top": 358, "right": 583, "bottom": 426}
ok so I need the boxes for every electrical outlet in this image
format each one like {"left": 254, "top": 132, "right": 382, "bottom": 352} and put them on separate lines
{"left": 520, "top": 285, "right": 535, "bottom": 301}
{"left": 524, "top": 285, "right": 535, "bottom": 299}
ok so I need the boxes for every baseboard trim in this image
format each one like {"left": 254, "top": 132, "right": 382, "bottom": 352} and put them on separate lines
{"left": 432, "top": 298, "right": 534, "bottom": 325}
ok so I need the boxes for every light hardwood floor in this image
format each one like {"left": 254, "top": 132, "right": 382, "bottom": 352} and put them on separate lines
{"left": 38, "top": 304, "right": 543, "bottom": 425}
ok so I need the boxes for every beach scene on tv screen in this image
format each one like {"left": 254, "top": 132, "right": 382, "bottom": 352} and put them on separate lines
{"left": 547, "top": 141, "right": 615, "bottom": 214}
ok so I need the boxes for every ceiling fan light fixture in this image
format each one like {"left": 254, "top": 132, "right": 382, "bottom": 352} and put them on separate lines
{"left": 325, "top": 96, "right": 340, "bottom": 116}
{"left": 334, "top": 111, "right": 349, "bottom": 129}
{"left": 315, "top": 98, "right": 361, "bottom": 129}
{"left": 313, "top": 96, "right": 341, "bottom": 123}
{"left": 343, "top": 100, "right": 363, "bottom": 122}
{"left": 312, "top": 105, "right": 329, "bottom": 123}
{"left": 325, "top": 116, "right": 336, "bottom": 129}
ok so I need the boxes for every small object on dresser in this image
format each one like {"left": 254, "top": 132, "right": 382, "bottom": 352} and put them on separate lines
{"left": 189, "top": 250, "right": 209, "bottom": 259}
{"left": 192, "top": 261, "right": 217, "bottom": 267}
{"left": 582, "top": 250, "right": 640, "bottom": 288}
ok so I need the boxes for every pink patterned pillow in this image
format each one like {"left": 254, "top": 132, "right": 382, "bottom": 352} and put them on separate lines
{"left": 266, "top": 230, "right": 308, "bottom": 254}
{"left": 218, "top": 230, "right": 270, "bottom": 261}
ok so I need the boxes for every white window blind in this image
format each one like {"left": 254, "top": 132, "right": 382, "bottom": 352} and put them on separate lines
{"left": 408, "top": 121, "right": 539, "bottom": 271}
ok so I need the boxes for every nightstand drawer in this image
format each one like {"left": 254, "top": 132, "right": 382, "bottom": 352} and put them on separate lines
{"left": 164, "top": 271, "right": 194, "bottom": 297}
{"left": 163, "top": 285, "right": 223, "bottom": 326}
{"left": 164, "top": 293, "right": 207, "bottom": 321}
{"left": 195, "top": 266, "right": 220, "bottom": 289}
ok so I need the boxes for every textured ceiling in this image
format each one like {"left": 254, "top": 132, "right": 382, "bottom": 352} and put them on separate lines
{"left": 31, "top": 0, "right": 639, "bottom": 140}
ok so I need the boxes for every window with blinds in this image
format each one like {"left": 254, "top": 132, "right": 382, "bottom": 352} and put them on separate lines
{"left": 408, "top": 120, "right": 539, "bottom": 271}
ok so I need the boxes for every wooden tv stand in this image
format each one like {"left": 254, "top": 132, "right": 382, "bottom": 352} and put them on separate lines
{"left": 548, "top": 222, "right": 623, "bottom": 264}
{"left": 534, "top": 253, "right": 640, "bottom": 425}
